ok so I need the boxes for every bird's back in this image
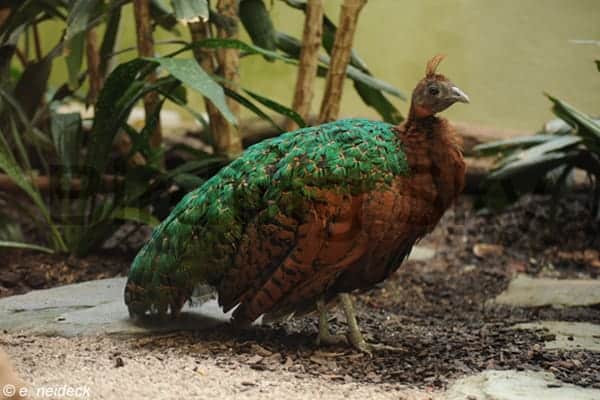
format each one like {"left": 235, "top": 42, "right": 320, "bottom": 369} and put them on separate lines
{"left": 125, "top": 118, "right": 410, "bottom": 320}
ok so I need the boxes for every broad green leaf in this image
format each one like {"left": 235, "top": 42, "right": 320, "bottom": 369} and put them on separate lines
{"left": 244, "top": 88, "right": 306, "bottom": 128}
{"left": 239, "top": 0, "right": 277, "bottom": 59}
{"left": 14, "top": 57, "right": 52, "bottom": 117}
{"left": 546, "top": 94, "right": 600, "bottom": 145}
{"left": 65, "top": 0, "right": 101, "bottom": 41}
{"left": 99, "top": 5, "right": 122, "bottom": 78}
{"left": 150, "top": 57, "right": 236, "bottom": 124}
{"left": 489, "top": 151, "right": 579, "bottom": 180}
{"left": 162, "top": 157, "right": 228, "bottom": 181}
{"left": 0, "top": 240, "right": 54, "bottom": 254}
{"left": 172, "top": 173, "right": 205, "bottom": 190}
{"left": 171, "top": 0, "right": 208, "bottom": 23}
{"left": 500, "top": 135, "right": 581, "bottom": 166}
{"left": 150, "top": 0, "right": 179, "bottom": 31}
{"left": 110, "top": 207, "right": 160, "bottom": 227}
{"left": 223, "top": 87, "right": 284, "bottom": 132}
{"left": 87, "top": 58, "right": 150, "bottom": 186}
{"left": 473, "top": 135, "right": 557, "bottom": 156}
{"left": 65, "top": 32, "right": 85, "bottom": 90}
{"left": 354, "top": 80, "right": 404, "bottom": 124}
{"left": 51, "top": 111, "right": 83, "bottom": 176}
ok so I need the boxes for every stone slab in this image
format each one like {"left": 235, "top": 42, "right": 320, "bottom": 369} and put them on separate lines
{"left": 515, "top": 321, "right": 600, "bottom": 352}
{"left": 445, "top": 370, "right": 600, "bottom": 400}
{"left": 492, "top": 274, "right": 600, "bottom": 308}
{"left": 0, "top": 277, "right": 232, "bottom": 336}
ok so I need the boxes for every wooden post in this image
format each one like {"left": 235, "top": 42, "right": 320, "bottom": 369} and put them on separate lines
{"left": 286, "top": 0, "right": 323, "bottom": 131}
{"left": 318, "top": 0, "right": 367, "bottom": 123}
{"left": 133, "top": 0, "right": 162, "bottom": 149}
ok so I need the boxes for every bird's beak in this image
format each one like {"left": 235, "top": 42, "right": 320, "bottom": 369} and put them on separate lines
{"left": 450, "top": 86, "right": 470, "bottom": 104}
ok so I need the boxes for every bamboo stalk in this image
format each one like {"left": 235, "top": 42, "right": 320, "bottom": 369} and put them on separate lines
{"left": 85, "top": 28, "right": 102, "bottom": 105}
{"left": 214, "top": 0, "right": 243, "bottom": 156}
{"left": 318, "top": 0, "right": 367, "bottom": 123}
{"left": 285, "top": 0, "right": 323, "bottom": 131}
{"left": 133, "top": 0, "right": 162, "bottom": 149}
{"left": 188, "top": 3, "right": 242, "bottom": 158}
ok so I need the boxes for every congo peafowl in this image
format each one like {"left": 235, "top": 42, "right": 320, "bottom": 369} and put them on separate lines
{"left": 125, "top": 55, "right": 469, "bottom": 352}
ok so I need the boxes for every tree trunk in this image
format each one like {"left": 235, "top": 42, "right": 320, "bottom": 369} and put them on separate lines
{"left": 318, "top": 0, "right": 367, "bottom": 123}
{"left": 133, "top": 0, "right": 162, "bottom": 149}
{"left": 286, "top": 0, "right": 323, "bottom": 131}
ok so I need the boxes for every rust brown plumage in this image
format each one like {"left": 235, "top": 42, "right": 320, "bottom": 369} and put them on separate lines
{"left": 125, "top": 55, "right": 469, "bottom": 352}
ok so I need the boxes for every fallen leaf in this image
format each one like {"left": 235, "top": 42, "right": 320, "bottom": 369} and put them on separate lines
{"left": 473, "top": 243, "right": 504, "bottom": 258}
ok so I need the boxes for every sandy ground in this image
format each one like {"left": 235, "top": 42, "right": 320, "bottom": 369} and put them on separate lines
{"left": 1, "top": 335, "right": 437, "bottom": 400}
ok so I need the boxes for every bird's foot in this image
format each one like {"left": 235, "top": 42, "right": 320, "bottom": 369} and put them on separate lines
{"left": 345, "top": 329, "right": 404, "bottom": 354}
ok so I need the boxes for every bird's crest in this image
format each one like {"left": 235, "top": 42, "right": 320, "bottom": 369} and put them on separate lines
{"left": 425, "top": 54, "right": 446, "bottom": 78}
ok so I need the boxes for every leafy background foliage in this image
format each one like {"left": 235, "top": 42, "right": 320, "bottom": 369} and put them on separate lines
{"left": 0, "top": 0, "right": 405, "bottom": 255}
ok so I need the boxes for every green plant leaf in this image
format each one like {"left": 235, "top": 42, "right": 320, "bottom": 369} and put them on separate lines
{"left": 14, "top": 57, "right": 52, "bottom": 118}
{"left": 150, "top": 0, "right": 179, "bottom": 31}
{"left": 0, "top": 134, "right": 66, "bottom": 251}
{"left": 87, "top": 58, "right": 150, "bottom": 188}
{"left": 110, "top": 207, "right": 160, "bottom": 227}
{"left": 239, "top": 0, "right": 277, "bottom": 60}
{"left": 473, "top": 135, "right": 557, "bottom": 156}
{"left": 489, "top": 151, "right": 579, "bottom": 181}
{"left": 65, "top": 32, "right": 85, "bottom": 90}
{"left": 0, "top": 240, "right": 55, "bottom": 254}
{"left": 596, "top": 60, "right": 600, "bottom": 72}
{"left": 223, "top": 87, "right": 284, "bottom": 132}
{"left": 499, "top": 135, "right": 582, "bottom": 167}
{"left": 99, "top": 5, "right": 122, "bottom": 78}
{"left": 243, "top": 88, "right": 306, "bottom": 128}
{"left": 51, "top": 111, "right": 83, "bottom": 177}
{"left": 171, "top": 0, "right": 208, "bottom": 23}
{"left": 274, "top": 32, "right": 406, "bottom": 100}
{"left": 546, "top": 94, "right": 600, "bottom": 145}
{"left": 65, "top": 0, "right": 101, "bottom": 41}
{"left": 150, "top": 57, "right": 236, "bottom": 124}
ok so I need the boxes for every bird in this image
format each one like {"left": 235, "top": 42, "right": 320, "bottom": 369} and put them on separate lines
{"left": 125, "top": 55, "right": 468, "bottom": 352}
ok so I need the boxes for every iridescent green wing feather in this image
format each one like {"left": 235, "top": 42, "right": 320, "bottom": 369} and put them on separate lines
{"left": 125, "top": 118, "right": 409, "bottom": 316}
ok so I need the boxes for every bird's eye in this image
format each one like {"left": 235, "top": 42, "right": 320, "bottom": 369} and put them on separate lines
{"left": 428, "top": 85, "right": 440, "bottom": 96}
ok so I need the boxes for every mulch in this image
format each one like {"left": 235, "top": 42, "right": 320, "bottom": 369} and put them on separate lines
{"left": 2, "top": 194, "right": 599, "bottom": 389}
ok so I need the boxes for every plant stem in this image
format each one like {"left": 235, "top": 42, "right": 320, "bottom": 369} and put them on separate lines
{"left": 85, "top": 28, "right": 102, "bottom": 105}
{"left": 133, "top": 0, "right": 162, "bottom": 149}
{"left": 318, "top": 0, "right": 367, "bottom": 123}
{"left": 33, "top": 22, "right": 42, "bottom": 61}
{"left": 286, "top": 0, "right": 323, "bottom": 131}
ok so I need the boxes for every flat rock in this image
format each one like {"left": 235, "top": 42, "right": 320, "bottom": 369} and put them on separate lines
{"left": 492, "top": 274, "right": 600, "bottom": 307}
{"left": 0, "top": 278, "right": 232, "bottom": 336}
{"left": 515, "top": 321, "right": 600, "bottom": 352}
{"left": 445, "top": 370, "right": 600, "bottom": 400}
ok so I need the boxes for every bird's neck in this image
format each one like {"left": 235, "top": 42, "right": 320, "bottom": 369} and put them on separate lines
{"left": 403, "top": 103, "right": 439, "bottom": 133}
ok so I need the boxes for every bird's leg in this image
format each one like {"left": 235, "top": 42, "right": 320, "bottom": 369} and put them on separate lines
{"left": 338, "top": 293, "right": 404, "bottom": 354}
{"left": 315, "top": 299, "right": 347, "bottom": 346}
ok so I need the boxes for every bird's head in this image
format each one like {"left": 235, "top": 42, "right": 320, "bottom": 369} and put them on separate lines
{"left": 410, "top": 54, "right": 469, "bottom": 119}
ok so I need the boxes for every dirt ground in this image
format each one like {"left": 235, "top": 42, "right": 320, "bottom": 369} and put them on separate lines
{"left": 1, "top": 194, "right": 600, "bottom": 391}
